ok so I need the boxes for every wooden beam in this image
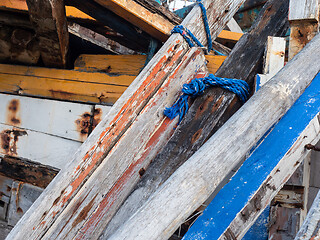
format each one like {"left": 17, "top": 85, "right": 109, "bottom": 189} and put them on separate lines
{"left": 107, "top": 32, "right": 320, "bottom": 240}
{"left": 217, "top": 30, "right": 243, "bottom": 42}
{"left": 0, "top": 64, "right": 132, "bottom": 105}
{"left": 226, "top": 18, "right": 243, "bottom": 33}
{"left": 6, "top": 0, "right": 246, "bottom": 239}
{"left": 102, "top": 0, "right": 290, "bottom": 238}
{"left": 0, "top": 155, "right": 58, "bottom": 189}
{"left": 67, "top": 22, "right": 137, "bottom": 55}
{"left": 289, "top": 0, "right": 319, "bottom": 22}
{"left": 183, "top": 73, "right": 320, "bottom": 240}
{"left": 26, "top": 0, "right": 69, "bottom": 68}
{"left": 295, "top": 190, "right": 320, "bottom": 240}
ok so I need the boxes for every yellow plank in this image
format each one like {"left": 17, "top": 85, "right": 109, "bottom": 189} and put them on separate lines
{"left": 217, "top": 30, "right": 243, "bottom": 42}
{"left": 205, "top": 55, "right": 227, "bottom": 74}
{"left": 0, "top": 0, "right": 94, "bottom": 20}
{"left": 0, "top": 64, "right": 133, "bottom": 104}
{"left": 74, "top": 55, "right": 147, "bottom": 75}
{"left": 75, "top": 54, "right": 225, "bottom": 75}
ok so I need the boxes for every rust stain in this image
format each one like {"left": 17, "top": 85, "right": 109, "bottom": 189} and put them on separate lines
{"left": 191, "top": 129, "right": 203, "bottom": 144}
{"left": 0, "top": 129, "right": 27, "bottom": 155}
{"left": 195, "top": 95, "right": 215, "bottom": 119}
{"left": 6, "top": 99, "right": 21, "bottom": 126}
{"left": 75, "top": 112, "right": 91, "bottom": 141}
{"left": 91, "top": 108, "right": 103, "bottom": 132}
{"left": 72, "top": 194, "right": 97, "bottom": 228}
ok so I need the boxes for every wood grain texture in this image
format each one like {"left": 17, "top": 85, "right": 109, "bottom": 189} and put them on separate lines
{"left": 26, "top": 0, "right": 69, "bottom": 68}
{"left": 289, "top": 0, "right": 319, "bottom": 22}
{"left": 107, "top": 32, "right": 320, "bottom": 240}
{"left": 185, "top": 73, "right": 320, "bottom": 240}
{"left": 102, "top": 1, "right": 290, "bottom": 238}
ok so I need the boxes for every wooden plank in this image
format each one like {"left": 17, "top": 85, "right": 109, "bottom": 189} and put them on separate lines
{"left": 183, "top": 72, "right": 320, "bottom": 240}
{"left": 226, "top": 18, "right": 243, "bottom": 33}
{"left": 0, "top": 64, "right": 131, "bottom": 105}
{"left": 6, "top": 1, "right": 246, "bottom": 239}
{"left": 0, "top": 124, "right": 82, "bottom": 169}
{"left": 0, "top": 155, "right": 58, "bottom": 188}
{"left": 295, "top": 190, "right": 320, "bottom": 239}
{"left": 289, "top": 0, "right": 319, "bottom": 22}
{"left": 0, "top": 25, "right": 40, "bottom": 65}
{"left": 92, "top": 0, "right": 179, "bottom": 42}
{"left": 255, "top": 36, "right": 286, "bottom": 91}
{"left": 26, "top": 0, "right": 69, "bottom": 68}
{"left": 74, "top": 54, "right": 226, "bottom": 75}
{"left": 7, "top": 181, "right": 43, "bottom": 226}
{"left": 217, "top": 30, "right": 243, "bottom": 42}
{"left": 67, "top": 22, "right": 137, "bottom": 55}
{"left": 0, "top": 174, "right": 13, "bottom": 221}
{"left": 0, "top": 93, "right": 95, "bottom": 142}
{"left": 43, "top": 48, "right": 208, "bottom": 240}
{"left": 102, "top": 0, "right": 290, "bottom": 238}
{"left": 106, "top": 32, "right": 320, "bottom": 240}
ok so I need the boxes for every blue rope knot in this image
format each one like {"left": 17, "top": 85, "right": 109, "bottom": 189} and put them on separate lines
{"left": 164, "top": 74, "right": 250, "bottom": 123}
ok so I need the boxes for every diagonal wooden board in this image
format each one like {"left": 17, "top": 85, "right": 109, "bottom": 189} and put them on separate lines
{"left": 107, "top": 33, "right": 320, "bottom": 240}
{"left": 183, "top": 72, "right": 320, "bottom": 240}
{"left": 102, "top": 0, "right": 290, "bottom": 238}
{"left": 6, "top": 1, "right": 246, "bottom": 239}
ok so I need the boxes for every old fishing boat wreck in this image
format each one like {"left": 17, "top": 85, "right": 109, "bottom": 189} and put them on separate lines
{"left": 0, "top": 0, "right": 320, "bottom": 239}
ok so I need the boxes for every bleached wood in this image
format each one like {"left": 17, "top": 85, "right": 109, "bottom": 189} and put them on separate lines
{"left": 226, "top": 18, "right": 243, "bottom": 33}
{"left": 67, "top": 22, "right": 137, "bottom": 55}
{"left": 0, "top": 93, "right": 94, "bottom": 142}
{"left": 289, "top": 0, "right": 319, "bottom": 22}
{"left": 295, "top": 189, "right": 320, "bottom": 239}
{"left": 0, "top": 125, "right": 81, "bottom": 169}
{"left": 108, "top": 33, "right": 320, "bottom": 240}
{"left": 6, "top": 1, "right": 246, "bottom": 239}
{"left": 218, "top": 115, "right": 320, "bottom": 240}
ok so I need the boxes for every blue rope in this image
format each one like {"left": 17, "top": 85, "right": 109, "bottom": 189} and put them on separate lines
{"left": 164, "top": 74, "right": 250, "bottom": 123}
{"left": 197, "top": 0, "right": 212, "bottom": 52}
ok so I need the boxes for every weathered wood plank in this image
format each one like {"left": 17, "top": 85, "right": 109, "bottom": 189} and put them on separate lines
{"left": 289, "top": 0, "right": 319, "bottom": 22}
{"left": 0, "top": 93, "right": 95, "bottom": 142}
{"left": 216, "top": 30, "right": 243, "bottom": 42}
{"left": 107, "top": 32, "right": 320, "bottom": 240}
{"left": 0, "top": 64, "right": 131, "bottom": 105}
{"left": 295, "top": 190, "right": 320, "bottom": 239}
{"left": 7, "top": 181, "right": 43, "bottom": 226}
{"left": 226, "top": 18, "right": 243, "bottom": 33}
{"left": 255, "top": 36, "right": 286, "bottom": 91}
{"left": 26, "top": 0, "right": 69, "bottom": 68}
{"left": 6, "top": 1, "right": 246, "bottom": 239}
{"left": 0, "top": 155, "right": 58, "bottom": 188}
{"left": 67, "top": 22, "right": 137, "bottom": 55}
{"left": 0, "top": 125, "right": 81, "bottom": 169}
{"left": 183, "top": 74, "right": 320, "bottom": 239}
{"left": 102, "top": 1, "right": 290, "bottom": 238}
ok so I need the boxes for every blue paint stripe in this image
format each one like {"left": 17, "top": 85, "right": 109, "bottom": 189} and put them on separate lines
{"left": 183, "top": 72, "right": 320, "bottom": 240}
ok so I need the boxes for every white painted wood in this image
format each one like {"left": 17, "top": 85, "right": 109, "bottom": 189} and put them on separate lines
{"left": 43, "top": 48, "right": 208, "bottom": 240}
{"left": 0, "top": 124, "right": 82, "bottom": 169}
{"left": 108, "top": 33, "right": 320, "bottom": 240}
{"left": 295, "top": 190, "right": 320, "bottom": 239}
{"left": 6, "top": 1, "right": 247, "bottom": 239}
{"left": 0, "top": 93, "right": 94, "bottom": 142}
{"left": 226, "top": 18, "right": 243, "bottom": 33}
{"left": 68, "top": 22, "right": 137, "bottom": 55}
{"left": 255, "top": 36, "right": 286, "bottom": 91}
{"left": 219, "top": 115, "right": 320, "bottom": 240}
{"left": 289, "top": 0, "right": 319, "bottom": 22}
{"left": 7, "top": 181, "right": 43, "bottom": 227}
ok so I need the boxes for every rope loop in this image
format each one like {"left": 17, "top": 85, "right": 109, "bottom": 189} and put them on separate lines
{"left": 164, "top": 74, "right": 250, "bottom": 123}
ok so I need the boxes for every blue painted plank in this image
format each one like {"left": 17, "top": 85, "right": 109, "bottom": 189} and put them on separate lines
{"left": 183, "top": 72, "right": 320, "bottom": 240}
{"left": 242, "top": 207, "right": 269, "bottom": 240}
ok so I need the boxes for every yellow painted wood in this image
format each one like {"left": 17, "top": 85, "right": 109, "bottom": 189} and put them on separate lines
{"left": 0, "top": 0, "right": 94, "bottom": 20}
{"left": 75, "top": 54, "right": 226, "bottom": 75}
{"left": 74, "top": 55, "right": 147, "bottom": 75}
{"left": 217, "top": 30, "right": 243, "bottom": 42}
{"left": 205, "top": 55, "right": 227, "bottom": 74}
{"left": 0, "top": 64, "right": 133, "bottom": 104}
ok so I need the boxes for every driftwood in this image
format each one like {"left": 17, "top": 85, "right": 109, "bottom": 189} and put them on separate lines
{"left": 108, "top": 32, "right": 320, "bottom": 240}
{"left": 6, "top": 1, "right": 245, "bottom": 239}
{"left": 103, "top": 0, "right": 290, "bottom": 238}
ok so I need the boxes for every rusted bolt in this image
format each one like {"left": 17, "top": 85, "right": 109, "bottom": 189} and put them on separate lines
{"left": 305, "top": 144, "right": 320, "bottom": 151}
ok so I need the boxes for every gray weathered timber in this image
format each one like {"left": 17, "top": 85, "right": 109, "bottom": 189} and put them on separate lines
{"left": 6, "top": 0, "right": 245, "bottom": 239}
{"left": 102, "top": 0, "right": 290, "bottom": 237}
{"left": 289, "top": 0, "right": 319, "bottom": 22}
{"left": 26, "top": 0, "right": 69, "bottom": 68}
{"left": 108, "top": 32, "right": 320, "bottom": 240}
{"left": 295, "top": 190, "right": 320, "bottom": 239}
